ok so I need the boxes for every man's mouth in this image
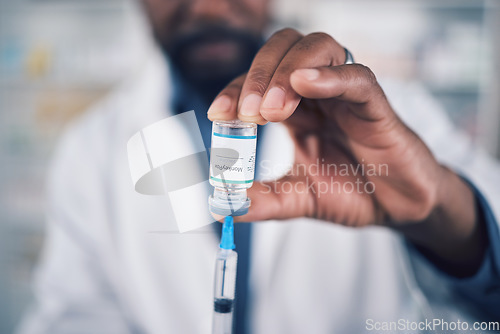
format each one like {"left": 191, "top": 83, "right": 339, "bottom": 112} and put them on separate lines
{"left": 187, "top": 39, "right": 241, "bottom": 63}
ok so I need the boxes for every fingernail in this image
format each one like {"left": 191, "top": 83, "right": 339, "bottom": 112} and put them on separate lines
{"left": 294, "top": 68, "right": 320, "bottom": 81}
{"left": 240, "top": 94, "right": 262, "bottom": 117}
{"left": 208, "top": 95, "right": 231, "bottom": 116}
{"left": 262, "top": 87, "right": 285, "bottom": 110}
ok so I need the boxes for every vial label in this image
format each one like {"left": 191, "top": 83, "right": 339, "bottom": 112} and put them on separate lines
{"left": 210, "top": 132, "right": 256, "bottom": 184}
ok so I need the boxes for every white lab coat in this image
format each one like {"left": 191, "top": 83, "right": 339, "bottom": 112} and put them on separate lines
{"left": 18, "top": 49, "right": 500, "bottom": 334}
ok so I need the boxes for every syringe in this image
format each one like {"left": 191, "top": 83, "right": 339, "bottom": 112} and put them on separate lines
{"left": 212, "top": 216, "right": 238, "bottom": 334}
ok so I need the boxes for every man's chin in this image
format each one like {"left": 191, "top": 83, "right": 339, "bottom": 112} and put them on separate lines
{"left": 162, "top": 27, "right": 262, "bottom": 98}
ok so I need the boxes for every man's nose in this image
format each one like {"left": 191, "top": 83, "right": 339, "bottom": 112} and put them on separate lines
{"left": 190, "top": 0, "right": 232, "bottom": 21}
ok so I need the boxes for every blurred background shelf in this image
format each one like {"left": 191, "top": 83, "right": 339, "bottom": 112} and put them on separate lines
{"left": 1, "top": 0, "right": 499, "bottom": 333}
{"left": 302, "top": 0, "right": 500, "bottom": 153}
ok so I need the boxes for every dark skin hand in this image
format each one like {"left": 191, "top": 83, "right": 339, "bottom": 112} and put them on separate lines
{"left": 207, "top": 28, "right": 487, "bottom": 277}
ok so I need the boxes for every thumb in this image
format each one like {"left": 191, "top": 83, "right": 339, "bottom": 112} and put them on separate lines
{"left": 234, "top": 175, "right": 315, "bottom": 222}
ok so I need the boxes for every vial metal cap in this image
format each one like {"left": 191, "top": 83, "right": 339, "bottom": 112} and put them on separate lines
{"left": 209, "top": 191, "right": 251, "bottom": 216}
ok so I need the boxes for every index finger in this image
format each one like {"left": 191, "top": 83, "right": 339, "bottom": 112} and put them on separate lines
{"left": 290, "top": 64, "right": 392, "bottom": 121}
{"left": 258, "top": 32, "right": 346, "bottom": 122}
{"left": 237, "top": 28, "right": 303, "bottom": 124}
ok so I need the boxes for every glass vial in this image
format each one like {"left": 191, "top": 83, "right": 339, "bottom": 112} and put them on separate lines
{"left": 209, "top": 120, "right": 257, "bottom": 216}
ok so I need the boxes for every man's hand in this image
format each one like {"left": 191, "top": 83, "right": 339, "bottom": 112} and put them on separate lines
{"left": 207, "top": 29, "right": 486, "bottom": 276}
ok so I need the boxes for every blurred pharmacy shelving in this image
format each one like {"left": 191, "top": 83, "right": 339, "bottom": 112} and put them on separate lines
{"left": 297, "top": 0, "right": 500, "bottom": 155}
{"left": 0, "top": 0, "right": 499, "bottom": 333}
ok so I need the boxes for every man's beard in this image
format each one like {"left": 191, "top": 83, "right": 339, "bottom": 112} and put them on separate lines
{"left": 160, "top": 24, "right": 262, "bottom": 101}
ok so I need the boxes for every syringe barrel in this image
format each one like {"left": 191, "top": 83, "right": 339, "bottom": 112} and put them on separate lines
{"left": 213, "top": 248, "right": 238, "bottom": 302}
{"left": 212, "top": 248, "right": 238, "bottom": 334}
{"left": 212, "top": 311, "right": 234, "bottom": 334}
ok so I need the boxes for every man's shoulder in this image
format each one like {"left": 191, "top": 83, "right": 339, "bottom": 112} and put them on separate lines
{"left": 57, "top": 50, "right": 171, "bottom": 158}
